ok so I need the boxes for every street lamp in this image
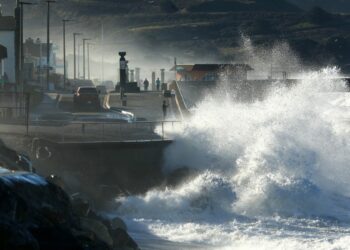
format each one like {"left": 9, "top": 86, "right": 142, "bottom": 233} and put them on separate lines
{"left": 62, "top": 19, "right": 73, "bottom": 89}
{"left": 19, "top": 1, "right": 35, "bottom": 94}
{"left": 46, "top": 0, "right": 55, "bottom": 90}
{"left": 82, "top": 38, "right": 91, "bottom": 80}
{"left": 73, "top": 32, "right": 82, "bottom": 80}
{"left": 87, "top": 43, "right": 94, "bottom": 80}
{"left": 77, "top": 43, "right": 82, "bottom": 79}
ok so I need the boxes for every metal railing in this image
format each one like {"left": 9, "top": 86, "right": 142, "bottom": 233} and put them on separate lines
{"left": 29, "top": 120, "right": 183, "bottom": 142}
{"left": 0, "top": 92, "right": 31, "bottom": 135}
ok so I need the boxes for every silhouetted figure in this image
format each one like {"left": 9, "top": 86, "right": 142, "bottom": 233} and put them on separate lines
{"left": 143, "top": 78, "right": 149, "bottom": 91}
{"left": 162, "top": 100, "right": 168, "bottom": 119}
{"left": 156, "top": 78, "right": 161, "bottom": 91}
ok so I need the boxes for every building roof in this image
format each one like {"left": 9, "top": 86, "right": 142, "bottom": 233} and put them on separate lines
{"left": 24, "top": 38, "right": 52, "bottom": 57}
{"left": 0, "top": 44, "right": 7, "bottom": 59}
{"left": 0, "top": 16, "right": 16, "bottom": 31}
{"left": 171, "top": 64, "right": 253, "bottom": 72}
{"left": 170, "top": 65, "right": 193, "bottom": 72}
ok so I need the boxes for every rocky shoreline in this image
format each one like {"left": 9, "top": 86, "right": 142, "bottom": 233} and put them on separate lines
{"left": 0, "top": 139, "right": 140, "bottom": 250}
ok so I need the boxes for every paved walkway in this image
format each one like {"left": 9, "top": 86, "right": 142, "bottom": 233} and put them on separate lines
{"left": 108, "top": 91, "right": 180, "bottom": 121}
{"left": 32, "top": 93, "right": 59, "bottom": 113}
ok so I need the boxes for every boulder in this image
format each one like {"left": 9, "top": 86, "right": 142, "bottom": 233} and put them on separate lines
{"left": 0, "top": 170, "right": 113, "bottom": 249}
{"left": 110, "top": 217, "right": 127, "bottom": 231}
{"left": 80, "top": 217, "right": 114, "bottom": 247}
{"left": 0, "top": 216, "right": 39, "bottom": 250}
{"left": 110, "top": 228, "right": 139, "bottom": 250}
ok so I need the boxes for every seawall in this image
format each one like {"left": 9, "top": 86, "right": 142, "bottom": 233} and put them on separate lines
{"left": 32, "top": 139, "right": 173, "bottom": 196}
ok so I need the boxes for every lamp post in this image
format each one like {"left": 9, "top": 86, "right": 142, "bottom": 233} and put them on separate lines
{"left": 19, "top": 1, "right": 35, "bottom": 94}
{"left": 77, "top": 44, "right": 83, "bottom": 79}
{"left": 87, "top": 43, "right": 94, "bottom": 80}
{"left": 82, "top": 38, "right": 91, "bottom": 80}
{"left": 73, "top": 32, "right": 82, "bottom": 80}
{"left": 62, "top": 19, "right": 72, "bottom": 89}
{"left": 46, "top": 0, "right": 55, "bottom": 90}
{"left": 15, "top": 1, "right": 20, "bottom": 94}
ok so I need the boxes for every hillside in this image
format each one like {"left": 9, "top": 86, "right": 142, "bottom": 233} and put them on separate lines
{"left": 288, "top": 0, "right": 350, "bottom": 13}
{"left": 3, "top": 0, "right": 350, "bottom": 76}
{"left": 188, "top": 0, "right": 301, "bottom": 13}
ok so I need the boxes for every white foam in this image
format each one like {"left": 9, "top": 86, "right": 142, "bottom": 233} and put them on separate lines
{"left": 115, "top": 62, "right": 350, "bottom": 249}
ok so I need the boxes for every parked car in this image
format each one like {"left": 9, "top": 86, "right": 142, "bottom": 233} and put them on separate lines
{"left": 109, "top": 107, "right": 135, "bottom": 122}
{"left": 73, "top": 86, "right": 100, "bottom": 110}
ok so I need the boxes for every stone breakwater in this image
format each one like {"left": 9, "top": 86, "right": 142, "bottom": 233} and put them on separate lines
{"left": 0, "top": 139, "right": 140, "bottom": 250}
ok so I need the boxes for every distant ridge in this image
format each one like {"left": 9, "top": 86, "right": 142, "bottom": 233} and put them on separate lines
{"left": 188, "top": 0, "right": 301, "bottom": 13}
{"left": 287, "top": 0, "right": 350, "bottom": 13}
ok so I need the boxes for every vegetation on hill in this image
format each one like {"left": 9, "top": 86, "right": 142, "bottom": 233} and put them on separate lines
{"left": 7, "top": 0, "right": 350, "bottom": 73}
{"left": 287, "top": 0, "right": 350, "bottom": 13}
{"left": 188, "top": 0, "right": 301, "bottom": 13}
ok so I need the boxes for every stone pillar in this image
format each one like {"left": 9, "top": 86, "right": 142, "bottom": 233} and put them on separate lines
{"left": 130, "top": 69, "right": 135, "bottom": 82}
{"left": 126, "top": 65, "right": 129, "bottom": 83}
{"left": 151, "top": 71, "right": 156, "bottom": 91}
{"left": 135, "top": 67, "right": 140, "bottom": 84}
{"left": 161, "top": 69, "right": 165, "bottom": 83}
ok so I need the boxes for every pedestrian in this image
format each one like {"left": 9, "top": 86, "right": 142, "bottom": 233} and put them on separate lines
{"left": 143, "top": 78, "right": 149, "bottom": 91}
{"left": 162, "top": 100, "right": 168, "bottom": 119}
{"left": 156, "top": 78, "right": 161, "bottom": 91}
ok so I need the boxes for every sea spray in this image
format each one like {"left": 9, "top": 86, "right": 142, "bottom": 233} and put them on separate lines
{"left": 115, "top": 43, "right": 350, "bottom": 249}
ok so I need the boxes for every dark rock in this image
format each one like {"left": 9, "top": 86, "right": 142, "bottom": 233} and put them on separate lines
{"left": 110, "top": 228, "right": 139, "bottom": 250}
{"left": 0, "top": 216, "right": 39, "bottom": 250}
{"left": 80, "top": 217, "right": 113, "bottom": 247}
{"left": 30, "top": 226, "right": 81, "bottom": 250}
{"left": 0, "top": 170, "right": 114, "bottom": 249}
{"left": 110, "top": 217, "right": 127, "bottom": 232}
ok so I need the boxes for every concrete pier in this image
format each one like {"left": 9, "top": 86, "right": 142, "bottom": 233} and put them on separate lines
{"left": 108, "top": 91, "right": 180, "bottom": 121}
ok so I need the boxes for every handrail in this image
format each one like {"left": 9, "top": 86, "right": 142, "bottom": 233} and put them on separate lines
{"left": 29, "top": 119, "right": 183, "bottom": 142}
{"left": 30, "top": 120, "right": 182, "bottom": 125}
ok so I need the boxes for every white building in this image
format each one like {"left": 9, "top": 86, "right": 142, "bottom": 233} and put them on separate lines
{"left": 0, "top": 16, "right": 16, "bottom": 84}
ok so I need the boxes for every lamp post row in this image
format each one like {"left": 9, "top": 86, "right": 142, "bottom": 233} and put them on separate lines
{"left": 17, "top": 1, "right": 93, "bottom": 91}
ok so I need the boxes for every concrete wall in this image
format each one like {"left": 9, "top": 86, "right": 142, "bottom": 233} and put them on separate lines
{"left": 33, "top": 139, "right": 173, "bottom": 194}
{"left": 0, "top": 31, "right": 15, "bottom": 83}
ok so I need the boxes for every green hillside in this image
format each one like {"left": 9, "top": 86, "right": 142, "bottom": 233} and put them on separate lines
{"left": 188, "top": 0, "right": 301, "bottom": 13}
{"left": 287, "top": 0, "right": 350, "bottom": 13}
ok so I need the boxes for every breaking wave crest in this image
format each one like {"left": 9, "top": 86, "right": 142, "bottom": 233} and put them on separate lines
{"left": 116, "top": 67, "right": 350, "bottom": 249}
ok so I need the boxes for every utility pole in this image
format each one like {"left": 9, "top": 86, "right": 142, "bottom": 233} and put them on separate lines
{"left": 19, "top": 1, "right": 35, "bottom": 95}
{"left": 73, "top": 32, "right": 82, "bottom": 80}
{"left": 63, "top": 19, "right": 67, "bottom": 88}
{"left": 100, "top": 21, "right": 104, "bottom": 83}
{"left": 62, "top": 19, "right": 72, "bottom": 89}
{"left": 82, "top": 38, "right": 91, "bottom": 80}
{"left": 87, "top": 43, "right": 94, "bottom": 80}
{"left": 174, "top": 57, "right": 177, "bottom": 81}
{"left": 46, "top": 0, "right": 55, "bottom": 91}
{"left": 15, "top": 1, "right": 20, "bottom": 95}
{"left": 78, "top": 44, "right": 82, "bottom": 79}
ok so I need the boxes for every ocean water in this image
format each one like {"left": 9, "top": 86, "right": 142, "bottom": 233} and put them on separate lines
{"left": 115, "top": 68, "right": 350, "bottom": 249}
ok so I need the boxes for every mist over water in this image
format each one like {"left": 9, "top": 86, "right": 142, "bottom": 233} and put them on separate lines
{"left": 115, "top": 42, "right": 350, "bottom": 249}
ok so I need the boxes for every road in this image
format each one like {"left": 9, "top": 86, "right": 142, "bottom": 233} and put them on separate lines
{"left": 108, "top": 91, "right": 180, "bottom": 121}
{"left": 0, "top": 90, "right": 182, "bottom": 142}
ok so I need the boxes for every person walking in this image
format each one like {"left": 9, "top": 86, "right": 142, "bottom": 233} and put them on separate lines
{"left": 162, "top": 100, "right": 168, "bottom": 119}
{"left": 156, "top": 78, "right": 161, "bottom": 91}
{"left": 143, "top": 78, "right": 149, "bottom": 91}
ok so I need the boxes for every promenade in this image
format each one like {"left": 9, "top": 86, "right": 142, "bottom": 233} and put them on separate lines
{"left": 108, "top": 91, "right": 180, "bottom": 121}
{"left": 0, "top": 90, "right": 183, "bottom": 143}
